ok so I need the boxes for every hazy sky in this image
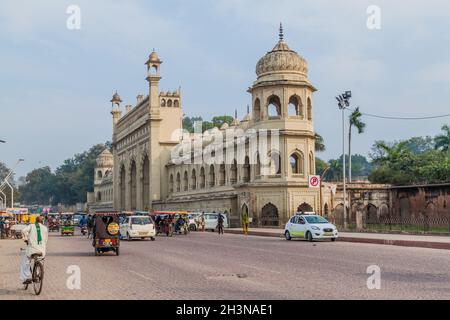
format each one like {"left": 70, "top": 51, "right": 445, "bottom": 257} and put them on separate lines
{"left": 1, "top": 0, "right": 450, "bottom": 178}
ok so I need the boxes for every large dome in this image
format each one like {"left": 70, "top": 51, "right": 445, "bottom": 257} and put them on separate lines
{"left": 255, "top": 26, "right": 308, "bottom": 79}
{"left": 96, "top": 149, "right": 113, "bottom": 167}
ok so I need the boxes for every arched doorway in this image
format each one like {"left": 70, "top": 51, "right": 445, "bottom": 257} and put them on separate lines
{"left": 366, "top": 204, "right": 378, "bottom": 223}
{"left": 261, "top": 203, "right": 279, "bottom": 227}
{"left": 297, "top": 202, "right": 313, "bottom": 213}
{"left": 142, "top": 156, "right": 150, "bottom": 210}
{"left": 119, "top": 165, "right": 126, "bottom": 210}
{"left": 130, "top": 161, "right": 137, "bottom": 210}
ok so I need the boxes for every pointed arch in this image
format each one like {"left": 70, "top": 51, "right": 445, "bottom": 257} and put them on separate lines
{"left": 183, "top": 170, "right": 189, "bottom": 191}
{"left": 209, "top": 164, "right": 215, "bottom": 187}
{"left": 288, "top": 95, "right": 303, "bottom": 117}
{"left": 289, "top": 150, "right": 304, "bottom": 175}
{"left": 307, "top": 97, "right": 312, "bottom": 121}
{"left": 267, "top": 95, "right": 281, "bottom": 117}
{"left": 169, "top": 173, "right": 174, "bottom": 193}
{"left": 199, "top": 167, "right": 206, "bottom": 189}
{"left": 176, "top": 172, "right": 181, "bottom": 192}
{"left": 254, "top": 98, "right": 261, "bottom": 122}
{"left": 191, "top": 168, "right": 197, "bottom": 190}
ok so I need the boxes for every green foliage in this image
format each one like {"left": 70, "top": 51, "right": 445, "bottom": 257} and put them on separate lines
{"left": 316, "top": 155, "right": 372, "bottom": 181}
{"left": 369, "top": 125, "right": 450, "bottom": 185}
{"left": 19, "top": 143, "right": 109, "bottom": 205}
{"left": 183, "top": 115, "right": 235, "bottom": 133}
{"left": 315, "top": 133, "right": 325, "bottom": 152}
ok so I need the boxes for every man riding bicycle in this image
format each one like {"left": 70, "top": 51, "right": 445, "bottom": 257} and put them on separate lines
{"left": 20, "top": 216, "right": 48, "bottom": 285}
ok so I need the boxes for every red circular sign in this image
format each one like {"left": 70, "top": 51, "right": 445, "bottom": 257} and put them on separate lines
{"left": 310, "top": 176, "right": 319, "bottom": 187}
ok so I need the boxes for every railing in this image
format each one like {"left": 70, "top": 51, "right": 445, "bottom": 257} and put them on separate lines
{"left": 328, "top": 215, "right": 450, "bottom": 235}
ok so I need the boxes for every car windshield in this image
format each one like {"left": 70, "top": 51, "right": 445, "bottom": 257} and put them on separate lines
{"left": 131, "top": 217, "right": 152, "bottom": 225}
{"left": 304, "top": 216, "right": 329, "bottom": 224}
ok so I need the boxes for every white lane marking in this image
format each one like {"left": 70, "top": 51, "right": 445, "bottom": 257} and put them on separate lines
{"left": 240, "top": 263, "right": 282, "bottom": 274}
{"left": 128, "top": 270, "right": 153, "bottom": 281}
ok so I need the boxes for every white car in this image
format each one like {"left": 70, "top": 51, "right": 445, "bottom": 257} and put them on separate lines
{"left": 203, "top": 213, "right": 228, "bottom": 231}
{"left": 284, "top": 214, "right": 338, "bottom": 242}
{"left": 120, "top": 215, "right": 156, "bottom": 241}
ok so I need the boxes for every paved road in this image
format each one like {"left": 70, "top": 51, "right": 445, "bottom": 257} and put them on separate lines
{"left": 1, "top": 229, "right": 449, "bottom": 299}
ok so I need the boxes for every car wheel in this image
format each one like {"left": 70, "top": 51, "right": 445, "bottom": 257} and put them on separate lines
{"left": 331, "top": 238, "right": 336, "bottom": 242}
{"left": 116, "top": 248, "right": 120, "bottom": 256}
{"left": 285, "top": 231, "right": 291, "bottom": 241}
{"left": 127, "top": 233, "right": 132, "bottom": 241}
{"left": 151, "top": 237, "right": 155, "bottom": 241}
{"left": 306, "top": 231, "right": 313, "bottom": 242}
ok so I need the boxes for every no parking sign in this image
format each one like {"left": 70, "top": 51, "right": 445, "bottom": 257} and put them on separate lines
{"left": 308, "top": 175, "right": 320, "bottom": 188}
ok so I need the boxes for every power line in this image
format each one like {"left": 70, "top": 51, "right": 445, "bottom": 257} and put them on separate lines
{"left": 347, "top": 107, "right": 450, "bottom": 120}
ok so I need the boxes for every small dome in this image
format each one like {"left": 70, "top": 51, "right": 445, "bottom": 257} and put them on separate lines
{"left": 241, "top": 113, "right": 251, "bottom": 122}
{"left": 146, "top": 50, "right": 161, "bottom": 65}
{"left": 231, "top": 118, "right": 240, "bottom": 126}
{"left": 96, "top": 149, "right": 113, "bottom": 168}
{"left": 110, "top": 92, "right": 122, "bottom": 105}
{"left": 220, "top": 122, "right": 229, "bottom": 130}
{"left": 255, "top": 25, "right": 308, "bottom": 79}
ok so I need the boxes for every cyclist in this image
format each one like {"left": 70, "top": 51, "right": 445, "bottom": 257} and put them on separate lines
{"left": 20, "top": 216, "right": 48, "bottom": 285}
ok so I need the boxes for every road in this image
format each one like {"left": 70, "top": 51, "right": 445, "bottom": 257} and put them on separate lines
{"left": 1, "top": 229, "right": 450, "bottom": 300}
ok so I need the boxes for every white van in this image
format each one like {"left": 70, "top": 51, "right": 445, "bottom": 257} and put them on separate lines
{"left": 120, "top": 215, "right": 156, "bottom": 241}
{"left": 201, "top": 213, "right": 229, "bottom": 231}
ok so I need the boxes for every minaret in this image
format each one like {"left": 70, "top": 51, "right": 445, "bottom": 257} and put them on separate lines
{"left": 145, "top": 50, "right": 162, "bottom": 118}
{"left": 110, "top": 91, "right": 122, "bottom": 127}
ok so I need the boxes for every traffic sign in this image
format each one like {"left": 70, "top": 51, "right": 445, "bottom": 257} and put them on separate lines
{"left": 308, "top": 175, "right": 320, "bottom": 188}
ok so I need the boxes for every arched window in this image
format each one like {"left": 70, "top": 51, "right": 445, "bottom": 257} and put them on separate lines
{"left": 243, "top": 156, "right": 250, "bottom": 182}
{"left": 97, "top": 170, "right": 103, "bottom": 179}
{"left": 174, "top": 100, "right": 179, "bottom": 108}
{"left": 209, "top": 164, "right": 215, "bottom": 187}
{"left": 183, "top": 171, "right": 189, "bottom": 191}
{"left": 254, "top": 98, "right": 261, "bottom": 121}
{"left": 167, "top": 99, "right": 173, "bottom": 107}
{"left": 307, "top": 97, "right": 312, "bottom": 121}
{"left": 290, "top": 152, "right": 304, "bottom": 174}
{"left": 288, "top": 95, "right": 302, "bottom": 116}
{"left": 230, "top": 160, "right": 237, "bottom": 184}
{"left": 200, "top": 167, "right": 205, "bottom": 189}
{"left": 191, "top": 169, "right": 197, "bottom": 190}
{"left": 254, "top": 153, "right": 261, "bottom": 178}
{"left": 267, "top": 95, "right": 281, "bottom": 117}
{"left": 97, "top": 192, "right": 101, "bottom": 202}
{"left": 176, "top": 172, "right": 181, "bottom": 192}
{"left": 161, "top": 99, "right": 166, "bottom": 107}
{"left": 169, "top": 174, "right": 174, "bottom": 193}
{"left": 219, "top": 163, "right": 225, "bottom": 186}
{"left": 309, "top": 152, "right": 314, "bottom": 174}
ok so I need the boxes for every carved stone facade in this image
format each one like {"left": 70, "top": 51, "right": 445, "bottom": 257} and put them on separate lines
{"left": 103, "top": 27, "right": 333, "bottom": 227}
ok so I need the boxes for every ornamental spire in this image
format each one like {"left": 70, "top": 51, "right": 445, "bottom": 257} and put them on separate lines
{"left": 279, "top": 22, "right": 284, "bottom": 41}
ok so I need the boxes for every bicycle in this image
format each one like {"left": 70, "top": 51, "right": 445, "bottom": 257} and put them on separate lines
{"left": 21, "top": 249, "right": 45, "bottom": 295}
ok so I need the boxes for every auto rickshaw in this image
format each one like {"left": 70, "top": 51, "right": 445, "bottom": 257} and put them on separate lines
{"left": 60, "top": 213, "right": 75, "bottom": 236}
{"left": 93, "top": 211, "right": 120, "bottom": 256}
{"left": 47, "top": 213, "right": 60, "bottom": 232}
{"left": 152, "top": 211, "right": 177, "bottom": 237}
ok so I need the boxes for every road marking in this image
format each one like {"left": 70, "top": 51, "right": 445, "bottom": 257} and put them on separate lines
{"left": 128, "top": 270, "right": 153, "bottom": 281}
{"left": 240, "top": 263, "right": 282, "bottom": 274}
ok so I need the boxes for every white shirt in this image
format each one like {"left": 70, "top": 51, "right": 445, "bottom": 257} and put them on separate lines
{"left": 22, "top": 223, "right": 48, "bottom": 258}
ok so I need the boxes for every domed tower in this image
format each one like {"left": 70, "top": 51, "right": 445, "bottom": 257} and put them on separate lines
{"left": 94, "top": 149, "right": 113, "bottom": 187}
{"left": 249, "top": 24, "right": 317, "bottom": 180}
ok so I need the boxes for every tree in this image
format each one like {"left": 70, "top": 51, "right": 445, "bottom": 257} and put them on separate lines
{"left": 434, "top": 124, "right": 450, "bottom": 152}
{"left": 348, "top": 107, "right": 366, "bottom": 182}
{"left": 315, "top": 133, "right": 326, "bottom": 152}
{"left": 19, "top": 167, "right": 56, "bottom": 205}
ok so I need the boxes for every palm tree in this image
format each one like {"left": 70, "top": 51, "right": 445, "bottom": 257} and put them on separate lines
{"left": 315, "top": 133, "right": 326, "bottom": 152}
{"left": 434, "top": 124, "right": 450, "bottom": 152}
{"left": 348, "top": 107, "right": 366, "bottom": 182}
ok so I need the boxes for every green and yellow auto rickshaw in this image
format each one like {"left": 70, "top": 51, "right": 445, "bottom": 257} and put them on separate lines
{"left": 60, "top": 212, "right": 75, "bottom": 236}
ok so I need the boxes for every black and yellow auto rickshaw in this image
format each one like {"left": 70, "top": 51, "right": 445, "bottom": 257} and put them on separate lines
{"left": 93, "top": 211, "right": 120, "bottom": 256}
{"left": 60, "top": 213, "right": 75, "bottom": 236}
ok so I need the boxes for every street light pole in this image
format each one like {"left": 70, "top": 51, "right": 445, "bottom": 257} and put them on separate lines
{"left": 336, "top": 91, "right": 351, "bottom": 229}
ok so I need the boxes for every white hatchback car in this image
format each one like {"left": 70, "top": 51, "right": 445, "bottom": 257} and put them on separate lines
{"left": 120, "top": 215, "right": 156, "bottom": 241}
{"left": 284, "top": 214, "right": 338, "bottom": 242}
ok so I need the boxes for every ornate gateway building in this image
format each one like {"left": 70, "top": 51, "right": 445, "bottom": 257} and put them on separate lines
{"left": 107, "top": 26, "right": 333, "bottom": 227}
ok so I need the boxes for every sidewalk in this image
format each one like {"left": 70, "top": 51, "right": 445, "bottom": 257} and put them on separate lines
{"left": 226, "top": 228, "right": 450, "bottom": 250}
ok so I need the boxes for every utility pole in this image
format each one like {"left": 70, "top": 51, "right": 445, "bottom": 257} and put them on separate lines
{"left": 335, "top": 91, "right": 351, "bottom": 229}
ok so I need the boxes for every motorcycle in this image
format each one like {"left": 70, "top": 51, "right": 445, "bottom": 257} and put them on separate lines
{"left": 80, "top": 225, "right": 87, "bottom": 236}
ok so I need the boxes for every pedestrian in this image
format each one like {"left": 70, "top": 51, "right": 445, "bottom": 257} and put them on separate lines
{"left": 200, "top": 212, "right": 205, "bottom": 232}
{"left": 0, "top": 217, "right": 5, "bottom": 239}
{"left": 242, "top": 213, "right": 249, "bottom": 235}
{"left": 217, "top": 213, "right": 224, "bottom": 235}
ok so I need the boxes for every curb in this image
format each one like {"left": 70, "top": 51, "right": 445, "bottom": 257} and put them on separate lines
{"left": 225, "top": 230, "right": 450, "bottom": 250}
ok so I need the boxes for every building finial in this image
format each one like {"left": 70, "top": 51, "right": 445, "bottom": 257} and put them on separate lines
{"left": 279, "top": 22, "right": 284, "bottom": 41}
{"left": 234, "top": 109, "right": 238, "bottom": 119}
{"left": 247, "top": 104, "right": 250, "bottom": 114}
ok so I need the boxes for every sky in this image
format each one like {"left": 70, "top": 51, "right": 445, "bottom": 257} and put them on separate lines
{"left": 1, "top": 0, "right": 450, "bottom": 178}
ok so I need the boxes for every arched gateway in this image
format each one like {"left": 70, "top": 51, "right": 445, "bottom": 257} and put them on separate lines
{"left": 261, "top": 203, "right": 279, "bottom": 227}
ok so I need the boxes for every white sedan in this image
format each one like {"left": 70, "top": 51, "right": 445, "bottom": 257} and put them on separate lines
{"left": 120, "top": 216, "right": 156, "bottom": 241}
{"left": 284, "top": 214, "right": 338, "bottom": 242}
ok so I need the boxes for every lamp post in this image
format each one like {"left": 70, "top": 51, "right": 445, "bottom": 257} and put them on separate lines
{"left": 335, "top": 91, "right": 351, "bottom": 229}
{"left": 0, "top": 159, "right": 24, "bottom": 208}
